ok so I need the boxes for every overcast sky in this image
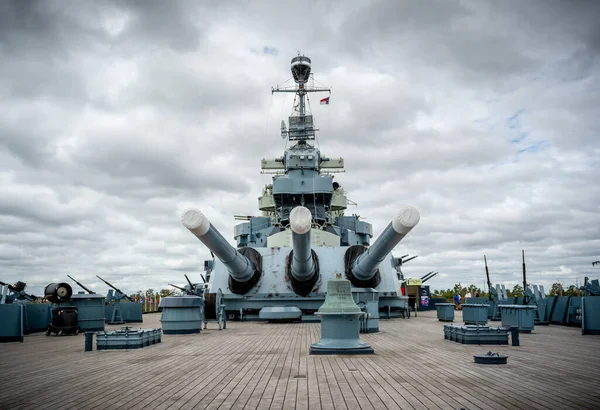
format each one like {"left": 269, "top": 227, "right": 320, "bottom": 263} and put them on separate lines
{"left": 1, "top": 0, "right": 599, "bottom": 297}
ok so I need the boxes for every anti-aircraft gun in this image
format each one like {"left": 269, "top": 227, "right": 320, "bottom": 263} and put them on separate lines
{"left": 67, "top": 275, "right": 95, "bottom": 294}
{"left": 96, "top": 275, "right": 139, "bottom": 324}
{"left": 0, "top": 280, "right": 39, "bottom": 303}
{"left": 169, "top": 274, "right": 205, "bottom": 296}
{"left": 484, "top": 255, "right": 499, "bottom": 302}
{"left": 181, "top": 54, "right": 421, "bottom": 321}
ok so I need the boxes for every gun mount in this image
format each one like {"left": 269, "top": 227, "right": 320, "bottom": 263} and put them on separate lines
{"left": 580, "top": 277, "right": 600, "bottom": 297}
{"left": 169, "top": 283, "right": 187, "bottom": 292}
{"left": 0, "top": 280, "right": 38, "bottom": 302}
{"left": 346, "top": 206, "right": 420, "bottom": 288}
{"left": 182, "top": 209, "right": 262, "bottom": 295}
{"left": 96, "top": 275, "right": 133, "bottom": 302}
{"left": 67, "top": 275, "right": 95, "bottom": 294}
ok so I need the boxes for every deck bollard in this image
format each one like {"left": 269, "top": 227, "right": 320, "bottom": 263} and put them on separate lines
{"left": 84, "top": 332, "right": 94, "bottom": 351}
{"left": 510, "top": 326, "right": 520, "bottom": 346}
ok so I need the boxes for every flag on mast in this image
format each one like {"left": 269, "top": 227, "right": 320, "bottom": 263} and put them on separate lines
{"left": 320, "top": 96, "right": 330, "bottom": 105}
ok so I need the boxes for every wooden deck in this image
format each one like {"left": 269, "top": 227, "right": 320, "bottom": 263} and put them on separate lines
{"left": 0, "top": 310, "right": 598, "bottom": 409}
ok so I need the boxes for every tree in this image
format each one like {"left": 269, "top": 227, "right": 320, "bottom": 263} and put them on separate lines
{"left": 549, "top": 283, "right": 564, "bottom": 296}
{"left": 145, "top": 289, "right": 155, "bottom": 298}
{"left": 467, "top": 284, "right": 479, "bottom": 296}
{"left": 564, "top": 285, "right": 582, "bottom": 297}
{"left": 159, "top": 288, "right": 176, "bottom": 298}
{"left": 511, "top": 284, "right": 524, "bottom": 297}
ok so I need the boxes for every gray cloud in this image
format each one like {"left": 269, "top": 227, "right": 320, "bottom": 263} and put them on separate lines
{"left": 1, "top": 0, "right": 599, "bottom": 297}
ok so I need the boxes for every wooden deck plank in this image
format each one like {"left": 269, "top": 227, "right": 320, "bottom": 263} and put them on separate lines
{"left": 1, "top": 310, "right": 599, "bottom": 410}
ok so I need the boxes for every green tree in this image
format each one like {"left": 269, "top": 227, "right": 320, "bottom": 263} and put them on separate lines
{"left": 549, "top": 282, "right": 564, "bottom": 296}
{"left": 145, "top": 289, "right": 155, "bottom": 298}
{"left": 564, "top": 285, "right": 582, "bottom": 297}
{"left": 159, "top": 288, "right": 176, "bottom": 298}
{"left": 511, "top": 284, "right": 524, "bottom": 297}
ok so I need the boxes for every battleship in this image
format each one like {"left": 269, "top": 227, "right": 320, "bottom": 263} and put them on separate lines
{"left": 181, "top": 54, "right": 420, "bottom": 322}
{"left": 0, "top": 55, "right": 599, "bottom": 410}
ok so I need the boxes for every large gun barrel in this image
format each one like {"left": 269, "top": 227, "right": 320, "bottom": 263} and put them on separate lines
{"left": 67, "top": 275, "right": 95, "bottom": 294}
{"left": 288, "top": 206, "right": 319, "bottom": 296}
{"left": 349, "top": 206, "right": 420, "bottom": 287}
{"left": 182, "top": 209, "right": 262, "bottom": 294}
{"left": 96, "top": 275, "right": 133, "bottom": 302}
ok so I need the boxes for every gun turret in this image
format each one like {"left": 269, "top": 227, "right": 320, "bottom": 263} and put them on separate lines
{"left": 67, "top": 275, "right": 95, "bottom": 294}
{"left": 169, "top": 283, "right": 187, "bottom": 292}
{"left": 96, "top": 275, "right": 133, "bottom": 302}
{"left": 286, "top": 206, "right": 319, "bottom": 296}
{"left": 347, "top": 206, "right": 420, "bottom": 287}
{"left": 182, "top": 209, "right": 262, "bottom": 294}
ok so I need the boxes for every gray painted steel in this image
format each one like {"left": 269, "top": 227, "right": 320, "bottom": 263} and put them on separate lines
{"left": 473, "top": 352, "right": 508, "bottom": 364}
{"left": 499, "top": 305, "right": 536, "bottom": 333}
{"left": 181, "top": 55, "right": 419, "bottom": 321}
{"left": 581, "top": 297, "right": 600, "bottom": 335}
{"left": 24, "top": 304, "right": 51, "bottom": 333}
{"left": 290, "top": 232, "right": 315, "bottom": 282}
{"left": 184, "top": 218, "right": 256, "bottom": 284}
{"left": 259, "top": 306, "right": 302, "bottom": 320}
{"left": 436, "top": 303, "right": 455, "bottom": 322}
{"left": 63, "top": 294, "right": 106, "bottom": 332}
{"left": 462, "top": 304, "right": 489, "bottom": 325}
{"left": 0, "top": 304, "right": 24, "bottom": 343}
{"left": 352, "top": 222, "right": 409, "bottom": 282}
{"left": 352, "top": 288, "right": 380, "bottom": 332}
{"left": 444, "top": 324, "right": 509, "bottom": 345}
{"left": 310, "top": 276, "right": 374, "bottom": 354}
{"left": 159, "top": 296, "right": 203, "bottom": 334}
{"left": 96, "top": 328, "right": 162, "bottom": 350}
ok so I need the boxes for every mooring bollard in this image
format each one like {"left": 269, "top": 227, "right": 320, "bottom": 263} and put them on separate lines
{"left": 84, "top": 332, "right": 94, "bottom": 351}
{"left": 510, "top": 326, "right": 520, "bottom": 346}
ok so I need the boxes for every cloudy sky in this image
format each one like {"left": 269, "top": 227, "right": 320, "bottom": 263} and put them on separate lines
{"left": 1, "top": 0, "right": 599, "bottom": 297}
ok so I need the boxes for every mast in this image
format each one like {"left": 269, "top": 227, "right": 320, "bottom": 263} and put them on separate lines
{"left": 272, "top": 54, "right": 330, "bottom": 144}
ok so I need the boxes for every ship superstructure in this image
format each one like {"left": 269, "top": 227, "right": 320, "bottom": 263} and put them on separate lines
{"left": 181, "top": 54, "right": 421, "bottom": 320}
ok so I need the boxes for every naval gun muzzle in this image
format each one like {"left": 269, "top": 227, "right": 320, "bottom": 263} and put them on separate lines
{"left": 345, "top": 206, "right": 420, "bottom": 288}
{"left": 287, "top": 206, "right": 319, "bottom": 296}
{"left": 182, "top": 209, "right": 262, "bottom": 294}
